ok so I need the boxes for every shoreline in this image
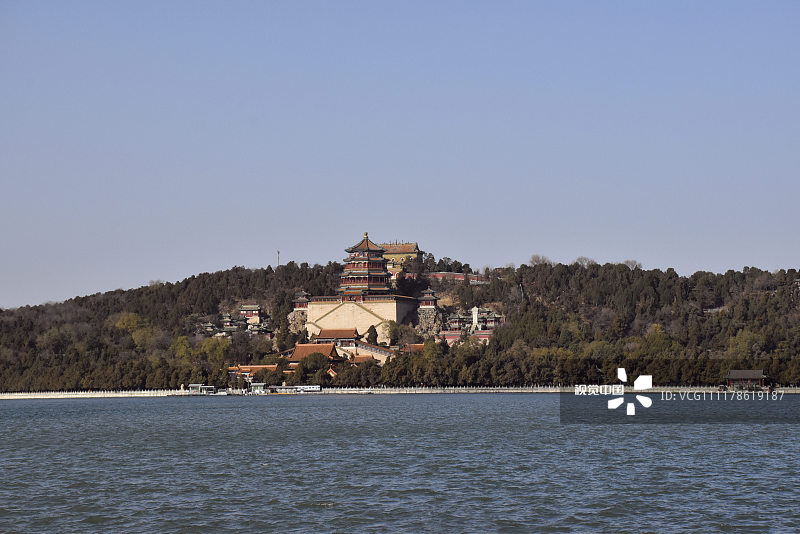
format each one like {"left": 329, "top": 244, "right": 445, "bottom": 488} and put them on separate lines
{"left": 2, "top": 386, "right": 799, "bottom": 400}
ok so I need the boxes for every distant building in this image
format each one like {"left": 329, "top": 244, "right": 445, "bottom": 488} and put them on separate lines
{"left": 418, "top": 288, "right": 438, "bottom": 309}
{"left": 286, "top": 343, "right": 345, "bottom": 377}
{"left": 202, "top": 306, "right": 271, "bottom": 339}
{"left": 238, "top": 304, "right": 263, "bottom": 324}
{"left": 724, "top": 370, "right": 766, "bottom": 388}
{"left": 378, "top": 241, "right": 423, "bottom": 274}
{"left": 339, "top": 233, "right": 392, "bottom": 296}
{"left": 201, "top": 322, "right": 216, "bottom": 334}
{"left": 401, "top": 343, "right": 425, "bottom": 354}
{"left": 292, "top": 290, "right": 310, "bottom": 311}
{"left": 308, "top": 329, "right": 395, "bottom": 365}
{"left": 228, "top": 364, "right": 284, "bottom": 383}
{"left": 416, "top": 289, "right": 442, "bottom": 338}
{"left": 292, "top": 233, "right": 418, "bottom": 344}
{"left": 439, "top": 306, "right": 505, "bottom": 346}
{"left": 247, "top": 322, "right": 273, "bottom": 338}
{"left": 346, "top": 341, "right": 395, "bottom": 365}
{"left": 229, "top": 343, "right": 346, "bottom": 383}
{"left": 249, "top": 382, "right": 267, "bottom": 394}
{"left": 221, "top": 313, "right": 245, "bottom": 335}
{"left": 188, "top": 384, "right": 216, "bottom": 395}
{"left": 286, "top": 343, "right": 344, "bottom": 366}
{"left": 313, "top": 328, "right": 360, "bottom": 347}
{"left": 428, "top": 272, "right": 488, "bottom": 285}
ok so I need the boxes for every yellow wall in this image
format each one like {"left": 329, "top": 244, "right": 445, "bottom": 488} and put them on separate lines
{"left": 305, "top": 299, "right": 416, "bottom": 344}
{"left": 382, "top": 251, "right": 421, "bottom": 273}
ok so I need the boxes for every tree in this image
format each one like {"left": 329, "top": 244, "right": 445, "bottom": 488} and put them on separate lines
{"left": 366, "top": 325, "right": 378, "bottom": 345}
{"left": 198, "top": 337, "right": 230, "bottom": 368}
{"left": 300, "top": 352, "right": 329, "bottom": 374}
{"left": 113, "top": 312, "right": 145, "bottom": 333}
{"left": 529, "top": 254, "right": 553, "bottom": 266}
{"left": 422, "top": 253, "right": 436, "bottom": 272}
{"left": 170, "top": 336, "right": 193, "bottom": 361}
{"left": 573, "top": 256, "right": 597, "bottom": 268}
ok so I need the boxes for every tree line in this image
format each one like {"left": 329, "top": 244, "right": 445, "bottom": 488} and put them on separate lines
{"left": 1, "top": 257, "right": 799, "bottom": 391}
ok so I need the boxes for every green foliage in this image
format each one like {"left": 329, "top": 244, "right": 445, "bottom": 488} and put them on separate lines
{"left": 299, "top": 353, "right": 329, "bottom": 374}
{"left": 2, "top": 260, "right": 800, "bottom": 391}
{"left": 384, "top": 320, "right": 419, "bottom": 347}
{"left": 171, "top": 336, "right": 193, "bottom": 361}
{"left": 197, "top": 337, "right": 230, "bottom": 368}
{"left": 365, "top": 325, "right": 378, "bottom": 345}
{"left": 113, "top": 312, "right": 145, "bottom": 333}
{"left": 0, "top": 262, "right": 341, "bottom": 391}
{"left": 333, "top": 360, "right": 381, "bottom": 387}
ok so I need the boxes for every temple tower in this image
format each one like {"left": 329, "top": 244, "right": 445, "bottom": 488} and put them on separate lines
{"left": 338, "top": 232, "right": 391, "bottom": 296}
{"left": 294, "top": 232, "right": 418, "bottom": 344}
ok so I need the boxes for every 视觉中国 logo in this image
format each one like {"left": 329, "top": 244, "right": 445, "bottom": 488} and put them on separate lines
{"left": 608, "top": 368, "right": 652, "bottom": 415}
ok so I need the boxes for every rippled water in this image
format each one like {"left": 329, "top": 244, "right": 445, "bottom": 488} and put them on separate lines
{"left": 1, "top": 394, "right": 799, "bottom": 532}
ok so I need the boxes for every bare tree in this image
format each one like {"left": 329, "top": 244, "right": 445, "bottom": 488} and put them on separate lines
{"left": 573, "top": 256, "right": 597, "bottom": 268}
{"left": 529, "top": 254, "right": 553, "bottom": 266}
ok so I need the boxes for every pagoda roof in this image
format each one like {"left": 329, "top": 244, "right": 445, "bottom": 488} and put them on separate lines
{"left": 316, "top": 328, "right": 360, "bottom": 340}
{"left": 378, "top": 242, "right": 419, "bottom": 254}
{"left": 287, "top": 343, "right": 343, "bottom": 362}
{"left": 293, "top": 290, "right": 310, "bottom": 302}
{"left": 346, "top": 232, "right": 386, "bottom": 253}
{"left": 724, "top": 369, "right": 765, "bottom": 380}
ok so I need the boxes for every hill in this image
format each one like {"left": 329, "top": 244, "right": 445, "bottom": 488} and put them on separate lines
{"left": 2, "top": 258, "right": 800, "bottom": 391}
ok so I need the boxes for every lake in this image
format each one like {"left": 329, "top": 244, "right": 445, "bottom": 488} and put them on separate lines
{"left": 1, "top": 394, "right": 799, "bottom": 532}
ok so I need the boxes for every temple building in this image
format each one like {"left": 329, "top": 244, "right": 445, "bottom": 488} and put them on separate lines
{"left": 292, "top": 232, "right": 419, "bottom": 344}
{"left": 286, "top": 343, "right": 344, "bottom": 370}
{"left": 724, "top": 369, "right": 766, "bottom": 389}
{"left": 379, "top": 241, "right": 423, "bottom": 275}
{"left": 312, "top": 328, "right": 360, "bottom": 348}
{"left": 338, "top": 234, "right": 391, "bottom": 297}
{"left": 416, "top": 288, "right": 442, "bottom": 338}
{"left": 238, "top": 304, "right": 263, "bottom": 324}
{"left": 439, "top": 306, "right": 505, "bottom": 346}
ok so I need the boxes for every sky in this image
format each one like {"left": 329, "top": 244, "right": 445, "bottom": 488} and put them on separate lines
{"left": 1, "top": 1, "right": 799, "bottom": 308}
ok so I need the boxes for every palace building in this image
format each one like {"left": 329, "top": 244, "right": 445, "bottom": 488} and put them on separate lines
{"left": 438, "top": 306, "right": 505, "bottom": 346}
{"left": 339, "top": 234, "right": 391, "bottom": 296}
{"left": 293, "top": 232, "right": 419, "bottom": 344}
{"left": 378, "top": 241, "right": 422, "bottom": 275}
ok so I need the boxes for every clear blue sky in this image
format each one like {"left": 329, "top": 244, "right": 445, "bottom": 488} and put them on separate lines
{"left": 1, "top": 1, "right": 798, "bottom": 308}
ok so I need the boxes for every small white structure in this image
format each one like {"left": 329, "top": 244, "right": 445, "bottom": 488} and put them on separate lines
{"left": 188, "top": 384, "right": 216, "bottom": 395}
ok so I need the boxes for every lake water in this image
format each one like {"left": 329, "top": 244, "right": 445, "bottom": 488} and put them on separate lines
{"left": 1, "top": 394, "right": 799, "bottom": 532}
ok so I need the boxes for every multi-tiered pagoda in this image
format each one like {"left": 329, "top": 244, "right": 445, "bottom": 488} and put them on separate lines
{"left": 338, "top": 232, "right": 391, "bottom": 297}
{"left": 291, "top": 232, "right": 422, "bottom": 344}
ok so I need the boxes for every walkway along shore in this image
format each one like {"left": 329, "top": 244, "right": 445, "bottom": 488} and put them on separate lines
{"left": 3, "top": 386, "right": 800, "bottom": 400}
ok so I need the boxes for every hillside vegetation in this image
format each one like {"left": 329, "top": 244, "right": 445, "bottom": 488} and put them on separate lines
{"left": 2, "top": 258, "right": 799, "bottom": 391}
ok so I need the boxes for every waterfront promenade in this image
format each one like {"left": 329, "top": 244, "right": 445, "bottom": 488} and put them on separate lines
{"left": 0, "top": 389, "right": 190, "bottom": 400}
{"left": 3, "top": 385, "right": 800, "bottom": 399}
{"left": 320, "top": 386, "right": 800, "bottom": 394}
